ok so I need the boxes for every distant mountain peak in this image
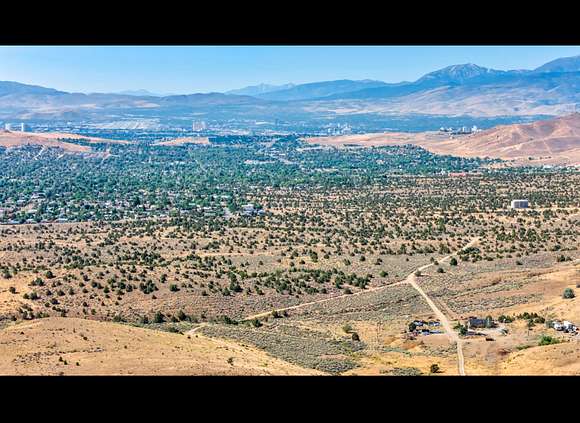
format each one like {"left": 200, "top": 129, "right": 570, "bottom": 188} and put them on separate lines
{"left": 226, "top": 83, "right": 296, "bottom": 96}
{"left": 417, "top": 63, "right": 502, "bottom": 84}
{"left": 533, "top": 55, "right": 580, "bottom": 74}
{"left": 254, "top": 79, "right": 388, "bottom": 101}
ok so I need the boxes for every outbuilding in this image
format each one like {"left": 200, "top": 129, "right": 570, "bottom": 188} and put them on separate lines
{"left": 510, "top": 199, "right": 529, "bottom": 209}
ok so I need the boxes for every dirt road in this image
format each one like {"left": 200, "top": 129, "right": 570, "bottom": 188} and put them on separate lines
{"left": 188, "top": 238, "right": 477, "bottom": 375}
{"left": 403, "top": 237, "right": 478, "bottom": 376}
{"left": 243, "top": 280, "right": 408, "bottom": 321}
{"left": 408, "top": 274, "right": 465, "bottom": 375}
{"left": 243, "top": 238, "right": 478, "bottom": 322}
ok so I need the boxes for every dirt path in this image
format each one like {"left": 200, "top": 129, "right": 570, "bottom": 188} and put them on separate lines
{"left": 242, "top": 238, "right": 479, "bottom": 322}
{"left": 404, "top": 237, "right": 478, "bottom": 376}
{"left": 187, "top": 238, "right": 477, "bottom": 375}
{"left": 243, "top": 280, "right": 409, "bottom": 321}
{"left": 408, "top": 274, "right": 466, "bottom": 375}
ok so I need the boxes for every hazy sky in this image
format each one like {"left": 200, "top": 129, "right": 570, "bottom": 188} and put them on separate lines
{"left": 1, "top": 46, "right": 580, "bottom": 94}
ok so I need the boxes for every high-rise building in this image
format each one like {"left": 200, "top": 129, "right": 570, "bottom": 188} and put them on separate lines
{"left": 4, "top": 123, "right": 12, "bottom": 131}
{"left": 192, "top": 121, "right": 207, "bottom": 132}
{"left": 20, "top": 123, "right": 28, "bottom": 132}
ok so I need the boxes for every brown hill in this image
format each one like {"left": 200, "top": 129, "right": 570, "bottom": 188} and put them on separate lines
{"left": 424, "top": 113, "right": 580, "bottom": 165}
{"left": 0, "top": 131, "right": 131, "bottom": 153}
{"left": 154, "top": 136, "right": 210, "bottom": 146}
{"left": 305, "top": 114, "right": 580, "bottom": 166}
{"left": 0, "top": 317, "right": 321, "bottom": 375}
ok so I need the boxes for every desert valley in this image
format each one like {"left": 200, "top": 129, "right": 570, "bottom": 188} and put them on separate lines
{"left": 0, "top": 49, "right": 579, "bottom": 376}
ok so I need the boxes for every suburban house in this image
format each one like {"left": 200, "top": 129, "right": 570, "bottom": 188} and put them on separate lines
{"left": 467, "top": 316, "right": 494, "bottom": 329}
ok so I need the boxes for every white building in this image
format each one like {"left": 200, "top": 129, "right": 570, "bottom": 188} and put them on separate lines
{"left": 563, "top": 321, "right": 574, "bottom": 329}
{"left": 192, "top": 121, "right": 207, "bottom": 132}
{"left": 20, "top": 123, "right": 28, "bottom": 132}
{"left": 4, "top": 123, "right": 12, "bottom": 131}
{"left": 511, "top": 199, "right": 529, "bottom": 209}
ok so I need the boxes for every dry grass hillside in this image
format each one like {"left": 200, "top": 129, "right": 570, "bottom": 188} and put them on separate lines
{"left": 499, "top": 341, "right": 580, "bottom": 375}
{"left": 154, "top": 136, "right": 210, "bottom": 146}
{"left": 0, "top": 130, "right": 130, "bottom": 153}
{"left": 305, "top": 114, "right": 580, "bottom": 166}
{"left": 426, "top": 113, "right": 580, "bottom": 165}
{"left": 0, "top": 131, "right": 91, "bottom": 152}
{"left": 0, "top": 317, "right": 321, "bottom": 375}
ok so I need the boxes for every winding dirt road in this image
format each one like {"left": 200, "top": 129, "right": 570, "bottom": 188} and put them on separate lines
{"left": 188, "top": 238, "right": 478, "bottom": 375}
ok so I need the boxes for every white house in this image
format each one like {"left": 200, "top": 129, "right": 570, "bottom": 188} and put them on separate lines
{"left": 511, "top": 199, "right": 529, "bottom": 209}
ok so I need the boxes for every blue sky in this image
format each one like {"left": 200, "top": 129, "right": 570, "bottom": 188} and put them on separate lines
{"left": 1, "top": 46, "right": 579, "bottom": 94}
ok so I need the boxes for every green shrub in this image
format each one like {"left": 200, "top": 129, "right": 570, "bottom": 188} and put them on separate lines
{"left": 563, "top": 288, "right": 575, "bottom": 299}
{"left": 219, "top": 315, "right": 238, "bottom": 325}
{"left": 498, "top": 315, "right": 514, "bottom": 323}
{"left": 153, "top": 311, "right": 165, "bottom": 323}
{"left": 538, "top": 335, "right": 560, "bottom": 346}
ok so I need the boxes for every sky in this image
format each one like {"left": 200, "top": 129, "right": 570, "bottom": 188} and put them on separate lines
{"left": 1, "top": 46, "right": 580, "bottom": 94}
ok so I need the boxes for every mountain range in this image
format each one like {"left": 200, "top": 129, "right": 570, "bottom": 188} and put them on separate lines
{"left": 226, "top": 83, "right": 296, "bottom": 96}
{"left": 1, "top": 55, "right": 580, "bottom": 124}
{"left": 115, "top": 89, "right": 169, "bottom": 97}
